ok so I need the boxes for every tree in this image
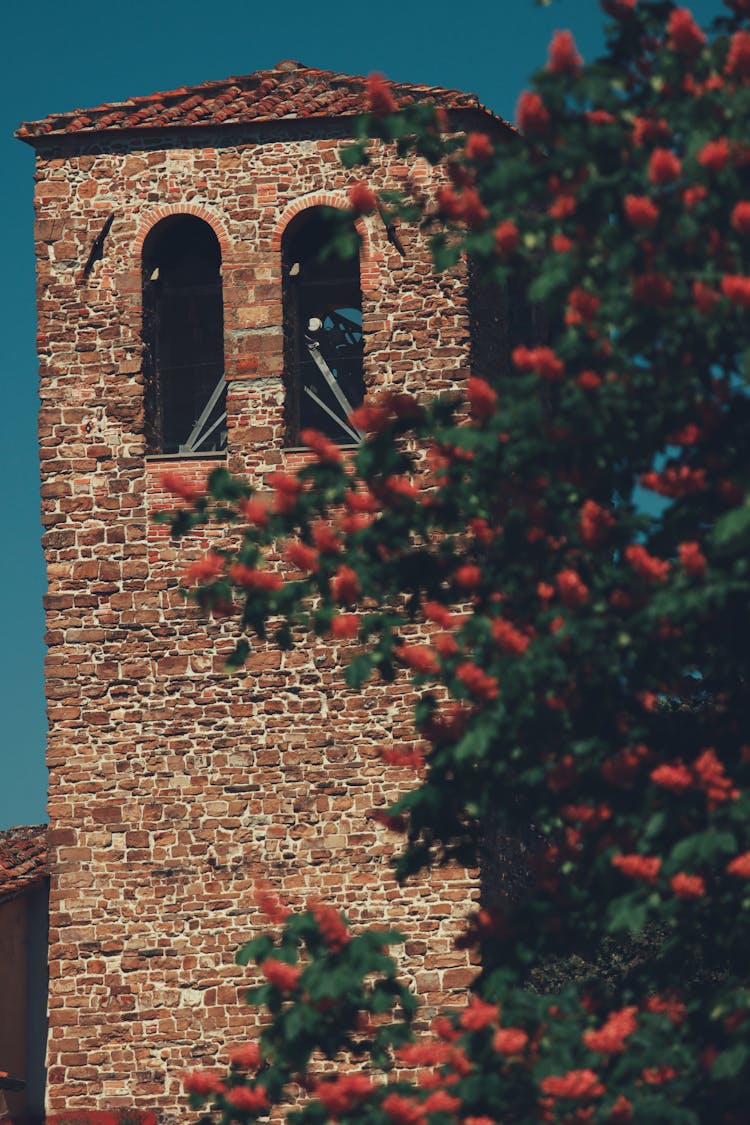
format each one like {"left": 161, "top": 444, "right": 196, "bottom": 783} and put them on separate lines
{"left": 167, "top": 3, "right": 750, "bottom": 1121}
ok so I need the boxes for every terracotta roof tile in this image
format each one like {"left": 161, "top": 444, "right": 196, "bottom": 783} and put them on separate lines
{"left": 17, "top": 61, "right": 511, "bottom": 142}
{"left": 0, "top": 825, "right": 48, "bottom": 904}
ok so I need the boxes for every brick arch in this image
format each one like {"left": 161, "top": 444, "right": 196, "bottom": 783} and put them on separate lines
{"left": 271, "top": 191, "right": 373, "bottom": 260}
{"left": 272, "top": 192, "right": 381, "bottom": 293}
{"left": 133, "top": 203, "right": 232, "bottom": 259}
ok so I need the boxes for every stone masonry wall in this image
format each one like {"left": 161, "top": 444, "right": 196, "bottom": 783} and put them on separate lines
{"left": 33, "top": 120, "right": 491, "bottom": 1117}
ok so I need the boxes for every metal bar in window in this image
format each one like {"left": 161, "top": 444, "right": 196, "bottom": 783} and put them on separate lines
{"left": 305, "top": 343, "right": 365, "bottom": 439}
{"left": 180, "top": 375, "right": 226, "bottom": 453}
{"left": 303, "top": 385, "right": 362, "bottom": 443}
{"left": 191, "top": 410, "right": 227, "bottom": 452}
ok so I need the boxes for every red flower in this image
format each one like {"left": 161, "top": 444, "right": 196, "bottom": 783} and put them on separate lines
{"left": 632, "top": 273, "right": 673, "bottom": 306}
{"left": 228, "top": 564, "right": 283, "bottom": 592}
{"left": 642, "top": 1065, "right": 677, "bottom": 1085}
{"left": 552, "top": 233, "right": 574, "bottom": 253}
{"left": 284, "top": 541, "right": 319, "bottom": 573}
{"left": 437, "top": 187, "right": 464, "bottom": 221}
{"left": 462, "top": 188, "right": 489, "bottom": 229}
{"left": 491, "top": 618, "right": 530, "bottom": 656}
{"left": 269, "top": 470, "right": 303, "bottom": 513}
{"left": 331, "top": 565, "right": 361, "bottom": 604}
{"left": 455, "top": 564, "right": 482, "bottom": 590}
{"left": 366, "top": 72, "right": 397, "bottom": 115}
{"left": 566, "top": 287, "right": 600, "bottom": 325}
{"left": 632, "top": 116, "right": 671, "bottom": 146}
{"left": 625, "top": 544, "right": 670, "bottom": 583}
{"left": 693, "top": 748, "right": 739, "bottom": 808}
{"left": 583, "top": 1006, "right": 637, "bottom": 1055}
{"left": 611, "top": 853, "right": 661, "bottom": 884}
{"left": 184, "top": 552, "right": 224, "bottom": 585}
{"left": 465, "top": 133, "right": 493, "bottom": 161}
{"left": 459, "top": 995, "right": 500, "bottom": 1031}
{"left": 261, "top": 958, "right": 301, "bottom": 992}
{"left": 601, "top": 0, "right": 636, "bottom": 17}
{"left": 492, "top": 1027, "right": 528, "bottom": 1056}
{"left": 534, "top": 346, "right": 565, "bottom": 381}
{"left": 183, "top": 1071, "right": 224, "bottom": 1097}
{"left": 624, "top": 195, "right": 658, "bottom": 229}
{"left": 731, "top": 201, "right": 750, "bottom": 236}
{"left": 578, "top": 499, "right": 615, "bottom": 546}
{"left": 316, "top": 1075, "right": 374, "bottom": 1119}
{"left": 577, "top": 370, "right": 602, "bottom": 390}
{"left": 547, "top": 30, "right": 583, "bottom": 75}
{"left": 254, "top": 881, "right": 290, "bottom": 925}
{"left": 671, "top": 872, "right": 705, "bottom": 899}
{"left": 667, "top": 9, "right": 706, "bottom": 55}
{"left": 678, "top": 541, "right": 707, "bottom": 578}
{"left": 345, "top": 489, "right": 379, "bottom": 514}
{"left": 382, "top": 1094, "right": 425, "bottom": 1125}
{"left": 516, "top": 91, "right": 551, "bottom": 134}
{"left": 610, "top": 1096, "right": 633, "bottom": 1124}
{"left": 224, "top": 1086, "right": 269, "bottom": 1114}
{"left": 397, "top": 1042, "right": 453, "bottom": 1067}
{"left": 648, "top": 148, "right": 681, "bottom": 185}
{"left": 698, "top": 138, "right": 730, "bottom": 171}
{"left": 309, "top": 901, "right": 350, "bottom": 953}
{"left": 548, "top": 192, "right": 576, "bottom": 220}
{"left": 456, "top": 662, "right": 499, "bottom": 702}
{"left": 651, "top": 761, "right": 692, "bottom": 793}
{"left": 646, "top": 994, "right": 687, "bottom": 1024}
{"left": 692, "top": 280, "right": 719, "bottom": 314}
{"left": 727, "top": 852, "right": 750, "bottom": 878}
{"left": 160, "top": 470, "right": 203, "bottom": 504}
{"left": 385, "top": 474, "right": 420, "bottom": 501}
{"left": 347, "top": 181, "right": 378, "bottom": 215}
{"left": 556, "top": 569, "right": 589, "bottom": 608}
{"left": 330, "top": 613, "right": 359, "bottom": 639}
{"left": 540, "top": 1069, "right": 605, "bottom": 1100}
{"left": 241, "top": 498, "right": 270, "bottom": 527}
{"left": 722, "top": 275, "right": 750, "bottom": 309}
{"left": 466, "top": 376, "right": 498, "bottom": 420}
{"left": 726, "top": 29, "right": 750, "bottom": 79}
{"left": 301, "top": 427, "right": 343, "bottom": 463}
{"left": 494, "top": 220, "right": 519, "bottom": 256}
{"left": 396, "top": 643, "right": 440, "bottom": 676}
{"left": 305, "top": 525, "right": 337, "bottom": 559}
{"left": 640, "top": 465, "right": 706, "bottom": 497}
{"left": 683, "top": 184, "right": 708, "bottom": 209}
{"left": 228, "top": 1042, "right": 262, "bottom": 1070}
{"left": 587, "top": 109, "right": 615, "bottom": 125}
{"left": 422, "top": 1092, "right": 462, "bottom": 1115}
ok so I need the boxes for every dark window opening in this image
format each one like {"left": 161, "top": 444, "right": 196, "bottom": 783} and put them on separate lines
{"left": 468, "top": 259, "right": 548, "bottom": 378}
{"left": 282, "top": 208, "right": 364, "bottom": 446}
{"left": 142, "top": 215, "right": 226, "bottom": 455}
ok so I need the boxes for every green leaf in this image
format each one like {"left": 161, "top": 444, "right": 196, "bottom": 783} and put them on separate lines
{"left": 236, "top": 934, "right": 274, "bottom": 965}
{"left": 344, "top": 653, "right": 374, "bottom": 688}
{"left": 340, "top": 143, "right": 369, "bottom": 169}
{"left": 713, "top": 501, "right": 750, "bottom": 556}
{"left": 607, "top": 896, "right": 648, "bottom": 935}
{"left": 711, "top": 1043, "right": 749, "bottom": 1080}
{"left": 668, "top": 830, "right": 737, "bottom": 870}
{"left": 225, "top": 639, "right": 250, "bottom": 670}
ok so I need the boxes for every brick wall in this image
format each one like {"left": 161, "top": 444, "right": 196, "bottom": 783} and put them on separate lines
{"left": 32, "top": 118, "right": 488, "bottom": 1117}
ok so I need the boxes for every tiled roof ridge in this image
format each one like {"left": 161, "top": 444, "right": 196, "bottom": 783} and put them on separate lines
{"left": 0, "top": 823, "right": 48, "bottom": 903}
{"left": 17, "top": 61, "right": 510, "bottom": 141}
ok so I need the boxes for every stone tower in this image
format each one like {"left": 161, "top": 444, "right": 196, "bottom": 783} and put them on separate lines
{"left": 18, "top": 63, "right": 512, "bottom": 1117}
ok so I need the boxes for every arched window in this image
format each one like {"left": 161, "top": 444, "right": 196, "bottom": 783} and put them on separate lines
{"left": 282, "top": 208, "right": 364, "bottom": 446}
{"left": 142, "top": 215, "right": 226, "bottom": 455}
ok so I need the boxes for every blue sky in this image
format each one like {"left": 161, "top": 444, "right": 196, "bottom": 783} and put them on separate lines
{"left": 0, "top": 0, "right": 726, "bottom": 829}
